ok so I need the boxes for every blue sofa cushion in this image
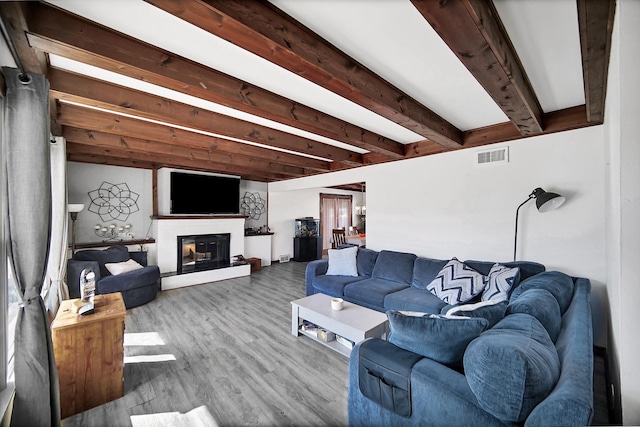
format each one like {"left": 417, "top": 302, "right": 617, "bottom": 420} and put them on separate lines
{"left": 411, "top": 257, "right": 449, "bottom": 289}
{"left": 482, "top": 263, "right": 520, "bottom": 302}
{"left": 507, "top": 288, "right": 561, "bottom": 342}
{"left": 371, "top": 250, "right": 417, "bottom": 285}
{"left": 426, "top": 258, "right": 486, "bottom": 304}
{"left": 464, "top": 260, "right": 545, "bottom": 282}
{"left": 388, "top": 310, "right": 489, "bottom": 365}
{"left": 384, "top": 287, "right": 447, "bottom": 313}
{"left": 442, "top": 300, "right": 508, "bottom": 329}
{"left": 510, "top": 271, "right": 574, "bottom": 314}
{"left": 464, "top": 313, "right": 561, "bottom": 423}
{"left": 357, "top": 247, "right": 379, "bottom": 277}
{"left": 312, "top": 274, "right": 367, "bottom": 297}
{"left": 344, "top": 278, "right": 409, "bottom": 311}
{"left": 326, "top": 246, "right": 358, "bottom": 276}
{"left": 74, "top": 245, "right": 130, "bottom": 277}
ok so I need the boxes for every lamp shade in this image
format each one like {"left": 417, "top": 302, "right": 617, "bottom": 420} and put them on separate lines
{"left": 531, "top": 188, "right": 565, "bottom": 213}
{"left": 68, "top": 203, "right": 85, "bottom": 213}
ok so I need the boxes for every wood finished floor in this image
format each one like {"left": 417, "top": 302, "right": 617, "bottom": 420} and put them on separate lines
{"left": 62, "top": 260, "right": 611, "bottom": 426}
{"left": 62, "top": 261, "right": 349, "bottom": 427}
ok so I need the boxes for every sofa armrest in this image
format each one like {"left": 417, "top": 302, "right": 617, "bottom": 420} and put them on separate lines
{"left": 97, "top": 265, "right": 160, "bottom": 294}
{"left": 524, "top": 278, "right": 594, "bottom": 427}
{"left": 66, "top": 259, "right": 101, "bottom": 299}
{"left": 348, "top": 339, "right": 505, "bottom": 427}
{"left": 305, "top": 259, "right": 328, "bottom": 296}
{"left": 129, "top": 251, "right": 148, "bottom": 267}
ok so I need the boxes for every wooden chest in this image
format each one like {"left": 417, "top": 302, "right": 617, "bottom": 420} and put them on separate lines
{"left": 51, "top": 293, "right": 126, "bottom": 419}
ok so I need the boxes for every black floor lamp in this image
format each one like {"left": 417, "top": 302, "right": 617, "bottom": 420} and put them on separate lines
{"left": 513, "top": 188, "right": 565, "bottom": 261}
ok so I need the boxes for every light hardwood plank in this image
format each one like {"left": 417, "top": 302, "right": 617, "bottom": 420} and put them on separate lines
{"left": 61, "top": 261, "right": 348, "bottom": 427}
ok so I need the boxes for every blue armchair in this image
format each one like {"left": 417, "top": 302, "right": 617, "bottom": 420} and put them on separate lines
{"left": 66, "top": 245, "right": 160, "bottom": 308}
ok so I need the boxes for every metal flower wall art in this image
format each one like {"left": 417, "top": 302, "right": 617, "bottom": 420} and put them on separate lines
{"left": 241, "top": 192, "right": 266, "bottom": 220}
{"left": 88, "top": 181, "right": 140, "bottom": 222}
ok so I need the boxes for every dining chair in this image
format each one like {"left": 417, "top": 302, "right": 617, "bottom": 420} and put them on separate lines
{"left": 332, "top": 228, "right": 346, "bottom": 249}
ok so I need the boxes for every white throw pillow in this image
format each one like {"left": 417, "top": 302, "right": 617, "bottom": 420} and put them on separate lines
{"left": 326, "top": 246, "right": 358, "bottom": 276}
{"left": 105, "top": 258, "right": 144, "bottom": 275}
{"left": 426, "top": 258, "right": 486, "bottom": 304}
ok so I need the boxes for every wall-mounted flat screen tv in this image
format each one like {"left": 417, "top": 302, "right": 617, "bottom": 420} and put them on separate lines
{"left": 170, "top": 172, "right": 240, "bottom": 215}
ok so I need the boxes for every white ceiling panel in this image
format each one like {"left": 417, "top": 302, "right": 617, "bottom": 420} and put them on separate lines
{"left": 493, "top": 0, "right": 585, "bottom": 112}
{"left": 270, "top": 0, "right": 509, "bottom": 131}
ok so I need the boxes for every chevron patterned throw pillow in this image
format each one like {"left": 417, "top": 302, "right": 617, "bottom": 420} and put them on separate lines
{"left": 426, "top": 258, "right": 487, "bottom": 304}
{"left": 482, "top": 263, "right": 520, "bottom": 302}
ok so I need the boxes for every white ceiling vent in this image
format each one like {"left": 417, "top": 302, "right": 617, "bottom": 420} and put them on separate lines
{"left": 477, "top": 147, "right": 509, "bottom": 165}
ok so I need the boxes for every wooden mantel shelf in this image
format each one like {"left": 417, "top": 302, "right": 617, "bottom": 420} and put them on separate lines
{"left": 74, "top": 238, "right": 155, "bottom": 249}
{"left": 152, "top": 215, "right": 248, "bottom": 220}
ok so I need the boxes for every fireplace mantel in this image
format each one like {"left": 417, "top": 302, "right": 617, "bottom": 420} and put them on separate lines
{"left": 153, "top": 215, "right": 247, "bottom": 220}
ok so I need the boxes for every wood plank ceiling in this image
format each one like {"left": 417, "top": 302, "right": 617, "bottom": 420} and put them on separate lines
{"left": 0, "top": 0, "right": 615, "bottom": 182}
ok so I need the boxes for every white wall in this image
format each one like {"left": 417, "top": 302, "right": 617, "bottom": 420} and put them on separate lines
{"left": 606, "top": 1, "right": 640, "bottom": 423}
{"left": 269, "top": 126, "right": 608, "bottom": 346}
{"left": 269, "top": 187, "right": 364, "bottom": 260}
{"left": 240, "top": 180, "right": 268, "bottom": 230}
{"left": 67, "top": 162, "right": 154, "bottom": 244}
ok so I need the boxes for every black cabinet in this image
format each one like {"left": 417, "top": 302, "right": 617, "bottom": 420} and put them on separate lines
{"left": 293, "top": 237, "right": 322, "bottom": 262}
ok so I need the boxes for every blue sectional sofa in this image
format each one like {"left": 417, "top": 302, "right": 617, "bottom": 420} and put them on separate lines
{"left": 305, "top": 248, "right": 545, "bottom": 313}
{"left": 305, "top": 247, "right": 594, "bottom": 426}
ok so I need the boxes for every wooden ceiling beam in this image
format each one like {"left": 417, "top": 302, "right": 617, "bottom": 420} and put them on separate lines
{"left": 24, "top": 1, "right": 403, "bottom": 159}
{"left": 145, "top": 0, "right": 463, "bottom": 149}
{"left": 66, "top": 142, "right": 290, "bottom": 181}
{"left": 67, "top": 152, "right": 280, "bottom": 182}
{"left": 0, "top": 2, "right": 47, "bottom": 75}
{"left": 63, "top": 127, "right": 308, "bottom": 178}
{"left": 67, "top": 152, "right": 274, "bottom": 182}
{"left": 577, "top": 0, "right": 616, "bottom": 124}
{"left": 55, "top": 103, "right": 336, "bottom": 172}
{"left": 411, "top": 0, "right": 543, "bottom": 136}
{"left": 402, "top": 104, "right": 593, "bottom": 158}
{"left": 48, "top": 67, "right": 361, "bottom": 164}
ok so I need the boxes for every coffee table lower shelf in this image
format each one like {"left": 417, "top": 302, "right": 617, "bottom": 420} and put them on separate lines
{"left": 298, "top": 328, "right": 352, "bottom": 357}
{"left": 291, "top": 293, "right": 388, "bottom": 357}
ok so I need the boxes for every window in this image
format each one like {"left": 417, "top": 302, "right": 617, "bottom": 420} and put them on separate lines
{"left": 319, "top": 193, "right": 352, "bottom": 251}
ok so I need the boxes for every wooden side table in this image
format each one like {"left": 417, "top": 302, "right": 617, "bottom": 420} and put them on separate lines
{"left": 52, "top": 293, "right": 126, "bottom": 419}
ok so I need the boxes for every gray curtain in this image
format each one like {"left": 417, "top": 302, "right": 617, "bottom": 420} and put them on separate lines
{"left": 3, "top": 67, "right": 60, "bottom": 426}
{"left": 43, "top": 137, "right": 69, "bottom": 321}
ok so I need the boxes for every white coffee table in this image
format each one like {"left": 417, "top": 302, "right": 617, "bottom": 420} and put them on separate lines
{"left": 291, "top": 293, "right": 388, "bottom": 357}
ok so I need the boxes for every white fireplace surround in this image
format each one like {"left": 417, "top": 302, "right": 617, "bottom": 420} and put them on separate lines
{"left": 154, "top": 216, "right": 250, "bottom": 290}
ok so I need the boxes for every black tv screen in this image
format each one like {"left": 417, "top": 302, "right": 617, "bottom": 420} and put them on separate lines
{"left": 170, "top": 172, "right": 240, "bottom": 214}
